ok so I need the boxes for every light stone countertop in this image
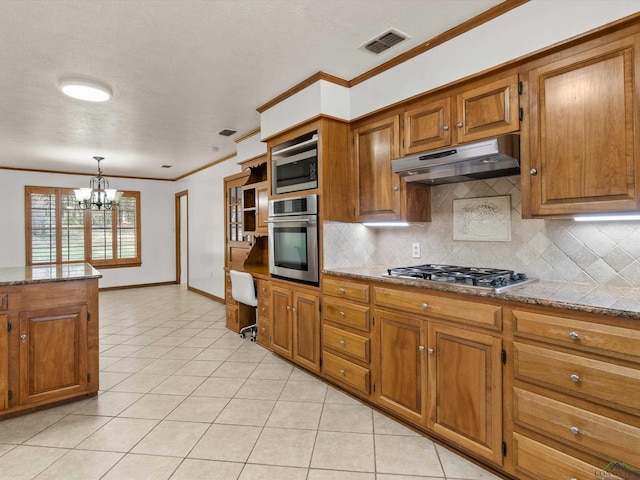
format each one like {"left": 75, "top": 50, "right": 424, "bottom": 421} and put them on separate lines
{"left": 323, "top": 266, "right": 640, "bottom": 321}
{"left": 0, "top": 263, "right": 102, "bottom": 286}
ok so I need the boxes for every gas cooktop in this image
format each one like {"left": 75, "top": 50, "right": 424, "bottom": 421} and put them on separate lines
{"left": 385, "top": 264, "right": 537, "bottom": 293}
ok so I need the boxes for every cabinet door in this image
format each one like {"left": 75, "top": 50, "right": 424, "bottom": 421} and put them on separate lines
{"left": 403, "top": 98, "right": 452, "bottom": 154}
{"left": 427, "top": 323, "right": 503, "bottom": 465}
{"left": 19, "top": 305, "right": 88, "bottom": 405}
{"left": 271, "top": 285, "right": 293, "bottom": 358}
{"left": 527, "top": 36, "right": 639, "bottom": 216}
{"left": 0, "top": 314, "right": 7, "bottom": 411}
{"left": 456, "top": 74, "right": 520, "bottom": 144}
{"left": 352, "top": 116, "right": 402, "bottom": 221}
{"left": 256, "top": 183, "right": 269, "bottom": 234}
{"left": 375, "top": 309, "right": 427, "bottom": 425}
{"left": 292, "top": 290, "right": 320, "bottom": 372}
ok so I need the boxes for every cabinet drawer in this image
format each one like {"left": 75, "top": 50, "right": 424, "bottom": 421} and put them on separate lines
{"left": 257, "top": 320, "right": 271, "bottom": 347}
{"left": 226, "top": 305, "right": 239, "bottom": 329}
{"left": 258, "top": 303, "right": 270, "bottom": 320}
{"left": 257, "top": 281, "right": 271, "bottom": 303}
{"left": 514, "top": 343, "right": 640, "bottom": 413}
{"left": 0, "top": 293, "right": 7, "bottom": 311}
{"left": 514, "top": 433, "right": 621, "bottom": 480}
{"left": 322, "top": 324, "right": 370, "bottom": 363}
{"left": 374, "top": 287, "right": 501, "bottom": 330}
{"left": 322, "top": 351, "right": 370, "bottom": 395}
{"left": 514, "top": 388, "right": 640, "bottom": 468}
{"left": 323, "top": 297, "right": 370, "bottom": 332}
{"left": 323, "top": 278, "right": 370, "bottom": 303}
{"left": 513, "top": 309, "right": 640, "bottom": 361}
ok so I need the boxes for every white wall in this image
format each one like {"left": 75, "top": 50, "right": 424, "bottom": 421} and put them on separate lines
{"left": 175, "top": 132, "right": 267, "bottom": 299}
{"left": 0, "top": 168, "right": 175, "bottom": 288}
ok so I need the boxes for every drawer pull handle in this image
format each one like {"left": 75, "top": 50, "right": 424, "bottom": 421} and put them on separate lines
{"left": 427, "top": 348, "right": 434, "bottom": 354}
{"left": 339, "top": 340, "right": 346, "bottom": 346}
{"left": 287, "top": 306, "right": 291, "bottom": 311}
{"left": 339, "top": 311, "right": 346, "bottom": 317}
{"left": 338, "top": 288, "right": 345, "bottom": 294}
{"left": 418, "top": 345, "right": 425, "bottom": 351}
{"left": 570, "top": 374, "right": 580, "bottom": 383}
{"left": 570, "top": 426, "right": 580, "bottom": 435}
{"left": 21, "top": 334, "right": 27, "bottom": 341}
{"left": 421, "top": 303, "right": 429, "bottom": 309}
{"left": 569, "top": 331, "right": 580, "bottom": 340}
{"left": 339, "top": 369, "right": 345, "bottom": 375}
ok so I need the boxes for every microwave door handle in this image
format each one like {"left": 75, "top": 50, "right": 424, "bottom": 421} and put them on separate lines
{"left": 266, "top": 218, "right": 311, "bottom": 224}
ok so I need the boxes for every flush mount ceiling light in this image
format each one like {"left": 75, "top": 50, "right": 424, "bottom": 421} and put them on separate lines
{"left": 58, "top": 77, "right": 113, "bottom": 102}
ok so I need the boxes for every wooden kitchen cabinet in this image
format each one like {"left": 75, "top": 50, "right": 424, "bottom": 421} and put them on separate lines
{"left": 402, "top": 73, "right": 520, "bottom": 154}
{"left": 256, "top": 279, "right": 271, "bottom": 349}
{"left": 524, "top": 34, "right": 640, "bottom": 217}
{"left": 0, "top": 313, "right": 8, "bottom": 411}
{"left": 375, "top": 309, "right": 428, "bottom": 425}
{"left": 427, "top": 322, "right": 503, "bottom": 465}
{"left": 511, "top": 306, "right": 640, "bottom": 477}
{"left": 0, "top": 271, "right": 99, "bottom": 419}
{"left": 19, "top": 305, "right": 88, "bottom": 405}
{"left": 271, "top": 282, "right": 320, "bottom": 372}
{"left": 351, "top": 115, "right": 431, "bottom": 223}
{"left": 321, "top": 275, "right": 373, "bottom": 397}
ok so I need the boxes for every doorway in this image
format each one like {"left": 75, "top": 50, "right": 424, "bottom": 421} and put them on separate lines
{"left": 175, "top": 190, "right": 188, "bottom": 285}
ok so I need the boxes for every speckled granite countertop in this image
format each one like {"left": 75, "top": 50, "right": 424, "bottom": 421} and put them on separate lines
{"left": 324, "top": 266, "right": 640, "bottom": 321}
{"left": 0, "top": 263, "right": 102, "bottom": 286}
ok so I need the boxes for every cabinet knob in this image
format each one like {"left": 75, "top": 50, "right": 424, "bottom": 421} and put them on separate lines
{"left": 20, "top": 334, "right": 27, "bottom": 341}
{"left": 339, "top": 340, "right": 346, "bottom": 346}
{"left": 570, "top": 374, "right": 580, "bottom": 383}
{"left": 338, "top": 311, "right": 345, "bottom": 317}
{"left": 570, "top": 426, "right": 580, "bottom": 435}
{"left": 442, "top": 125, "right": 449, "bottom": 131}
{"left": 456, "top": 122, "right": 463, "bottom": 128}
{"left": 339, "top": 369, "right": 346, "bottom": 375}
{"left": 569, "top": 331, "right": 579, "bottom": 340}
{"left": 393, "top": 186, "right": 399, "bottom": 192}
{"left": 418, "top": 345, "right": 425, "bottom": 351}
{"left": 421, "top": 303, "right": 428, "bottom": 309}
{"left": 530, "top": 168, "right": 538, "bottom": 175}
{"left": 338, "top": 288, "right": 345, "bottom": 294}
{"left": 427, "top": 348, "right": 434, "bottom": 354}
{"left": 292, "top": 308, "right": 297, "bottom": 313}
{"left": 287, "top": 305, "right": 291, "bottom": 311}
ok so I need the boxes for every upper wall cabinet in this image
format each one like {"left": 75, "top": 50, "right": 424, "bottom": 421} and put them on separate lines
{"left": 352, "top": 115, "right": 431, "bottom": 223}
{"left": 523, "top": 34, "right": 640, "bottom": 217}
{"left": 402, "top": 74, "right": 520, "bottom": 155}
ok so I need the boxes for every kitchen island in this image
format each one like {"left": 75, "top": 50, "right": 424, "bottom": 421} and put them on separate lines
{"left": 320, "top": 266, "right": 640, "bottom": 479}
{"left": 0, "top": 263, "right": 101, "bottom": 418}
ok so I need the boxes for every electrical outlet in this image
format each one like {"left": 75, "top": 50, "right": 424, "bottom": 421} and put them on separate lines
{"left": 412, "top": 242, "right": 421, "bottom": 258}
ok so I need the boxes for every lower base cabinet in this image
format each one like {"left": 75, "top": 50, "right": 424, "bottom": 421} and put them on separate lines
{"left": 375, "top": 309, "right": 428, "bottom": 425}
{"left": 0, "top": 278, "right": 98, "bottom": 418}
{"left": 271, "top": 282, "right": 320, "bottom": 372}
{"left": 427, "top": 322, "right": 503, "bottom": 466}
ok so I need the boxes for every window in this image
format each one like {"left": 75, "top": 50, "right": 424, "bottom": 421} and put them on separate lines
{"left": 25, "top": 186, "right": 141, "bottom": 268}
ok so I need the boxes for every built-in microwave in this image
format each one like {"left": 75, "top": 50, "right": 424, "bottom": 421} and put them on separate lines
{"left": 271, "top": 131, "right": 318, "bottom": 195}
{"left": 267, "top": 194, "right": 319, "bottom": 286}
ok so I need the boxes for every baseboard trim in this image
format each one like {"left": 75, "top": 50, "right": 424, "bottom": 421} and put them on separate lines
{"left": 187, "top": 285, "right": 225, "bottom": 304}
{"left": 99, "top": 281, "right": 177, "bottom": 292}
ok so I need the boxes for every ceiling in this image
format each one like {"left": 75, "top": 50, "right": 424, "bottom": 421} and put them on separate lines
{"left": 0, "top": 0, "right": 506, "bottom": 180}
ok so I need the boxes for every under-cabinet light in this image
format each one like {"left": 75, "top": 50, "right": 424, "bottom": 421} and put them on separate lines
{"left": 362, "top": 221, "right": 410, "bottom": 227}
{"left": 573, "top": 213, "right": 640, "bottom": 222}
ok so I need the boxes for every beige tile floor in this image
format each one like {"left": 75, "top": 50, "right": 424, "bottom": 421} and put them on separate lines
{"left": 0, "top": 285, "right": 503, "bottom": 480}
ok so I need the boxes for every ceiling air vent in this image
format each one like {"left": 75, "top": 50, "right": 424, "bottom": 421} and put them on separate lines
{"left": 360, "top": 28, "right": 409, "bottom": 55}
{"left": 218, "top": 129, "right": 237, "bottom": 137}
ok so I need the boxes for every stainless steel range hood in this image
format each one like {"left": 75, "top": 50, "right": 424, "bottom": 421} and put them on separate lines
{"left": 392, "top": 134, "right": 520, "bottom": 185}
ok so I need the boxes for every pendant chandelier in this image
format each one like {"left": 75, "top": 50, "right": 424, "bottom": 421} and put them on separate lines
{"left": 74, "top": 156, "right": 122, "bottom": 210}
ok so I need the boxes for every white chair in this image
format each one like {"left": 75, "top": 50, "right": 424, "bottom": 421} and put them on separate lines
{"left": 229, "top": 270, "right": 258, "bottom": 341}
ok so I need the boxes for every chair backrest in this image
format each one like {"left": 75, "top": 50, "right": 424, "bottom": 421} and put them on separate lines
{"left": 229, "top": 270, "right": 258, "bottom": 307}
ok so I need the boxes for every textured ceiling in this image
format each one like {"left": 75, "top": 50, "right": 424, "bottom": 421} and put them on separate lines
{"left": 0, "top": 0, "right": 503, "bottom": 179}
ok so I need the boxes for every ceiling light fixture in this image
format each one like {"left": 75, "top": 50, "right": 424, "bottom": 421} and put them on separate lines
{"left": 58, "top": 77, "right": 113, "bottom": 102}
{"left": 75, "top": 157, "right": 122, "bottom": 210}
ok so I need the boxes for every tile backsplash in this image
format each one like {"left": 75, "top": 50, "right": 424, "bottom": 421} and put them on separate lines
{"left": 323, "top": 176, "right": 640, "bottom": 287}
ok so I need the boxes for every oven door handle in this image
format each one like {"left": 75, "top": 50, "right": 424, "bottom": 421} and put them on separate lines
{"left": 266, "top": 218, "right": 311, "bottom": 224}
